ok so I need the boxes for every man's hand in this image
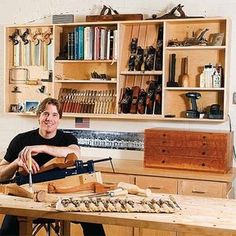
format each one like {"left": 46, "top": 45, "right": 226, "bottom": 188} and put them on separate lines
{"left": 18, "top": 145, "right": 41, "bottom": 173}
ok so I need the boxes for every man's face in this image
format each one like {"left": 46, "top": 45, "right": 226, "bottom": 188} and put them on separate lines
{"left": 38, "top": 104, "right": 60, "bottom": 135}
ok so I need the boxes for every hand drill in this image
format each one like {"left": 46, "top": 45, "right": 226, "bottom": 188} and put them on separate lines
{"left": 185, "top": 92, "right": 201, "bottom": 118}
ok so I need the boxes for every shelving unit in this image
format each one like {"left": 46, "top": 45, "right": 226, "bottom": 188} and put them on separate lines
{"left": 4, "top": 17, "right": 229, "bottom": 122}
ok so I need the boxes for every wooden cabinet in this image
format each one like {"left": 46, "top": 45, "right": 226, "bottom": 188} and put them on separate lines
{"left": 144, "top": 129, "right": 233, "bottom": 173}
{"left": 4, "top": 25, "right": 54, "bottom": 114}
{"left": 4, "top": 17, "right": 229, "bottom": 122}
{"left": 163, "top": 19, "right": 228, "bottom": 121}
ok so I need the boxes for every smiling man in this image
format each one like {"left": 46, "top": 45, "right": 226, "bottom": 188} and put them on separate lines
{"left": 0, "top": 97, "right": 105, "bottom": 236}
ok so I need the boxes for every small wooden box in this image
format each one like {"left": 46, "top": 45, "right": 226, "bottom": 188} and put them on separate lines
{"left": 86, "top": 14, "right": 143, "bottom": 22}
{"left": 144, "top": 128, "right": 233, "bottom": 173}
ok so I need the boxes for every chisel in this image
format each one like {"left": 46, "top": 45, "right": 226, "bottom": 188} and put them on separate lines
{"left": 28, "top": 156, "right": 33, "bottom": 192}
{"left": 85, "top": 188, "right": 128, "bottom": 198}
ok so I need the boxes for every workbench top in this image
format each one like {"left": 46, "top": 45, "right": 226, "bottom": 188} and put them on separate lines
{"left": 0, "top": 193, "right": 236, "bottom": 235}
{"left": 91, "top": 158, "right": 236, "bottom": 182}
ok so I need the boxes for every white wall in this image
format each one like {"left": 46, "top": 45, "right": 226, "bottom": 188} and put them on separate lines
{"left": 0, "top": 0, "right": 236, "bottom": 163}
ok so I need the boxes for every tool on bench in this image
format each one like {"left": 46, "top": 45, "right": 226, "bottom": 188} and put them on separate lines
{"left": 0, "top": 156, "right": 114, "bottom": 185}
{"left": 169, "top": 195, "right": 181, "bottom": 210}
{"left": 117, "top": 182, "right": 152, "bottom": 197}
{"left": 28, "top": 156, "right": 33, "bottom": 192}
{"left": 86, "top": 188, "right": 128, "bottom": 198}
{"left": 47, "top": 181, "right": 151, "bottom": 198}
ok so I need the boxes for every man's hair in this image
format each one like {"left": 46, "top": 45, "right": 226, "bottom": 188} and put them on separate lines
{"left": 36, "top": 97, "right": 62, "bottom": 118}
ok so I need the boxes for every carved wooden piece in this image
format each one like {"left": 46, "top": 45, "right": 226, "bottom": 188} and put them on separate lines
{"left": 48, "top": 181, "right": 116, "bottom": 194}
{"left": 38, "top": 153, "right": 77, "bottom": 173}
{"left": 18, "top": 153, "right": 78, "bottom": 175}
{"left": 4, "top": 183, "right": 34, "bottom": 199}
{"left": 144, "top": 128, "right": 233, "bottom": 173}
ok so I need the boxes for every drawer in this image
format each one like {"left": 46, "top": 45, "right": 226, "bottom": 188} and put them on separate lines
{"left": 135, "top": 176, "right": 177, "bottom": 194}
{"left": 101, "top": 173, "right": 135, "bottom": 184}
{"left": 178, "top": 179, "right": 230, "bottom": 198}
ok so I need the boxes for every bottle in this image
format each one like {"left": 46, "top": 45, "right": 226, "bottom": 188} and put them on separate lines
{"left": 217, "top": 64, "right": 224, "bottom": 87}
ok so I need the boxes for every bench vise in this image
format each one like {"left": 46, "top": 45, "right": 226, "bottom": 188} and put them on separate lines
{"left": 12, "top": 157, "right": 114, "bottom": 185}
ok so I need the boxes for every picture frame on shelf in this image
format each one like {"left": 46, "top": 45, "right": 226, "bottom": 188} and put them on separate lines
{"left": 25, "top": 100, "right": 40, "bottom": 113}
{"left": 9, "top": 104, "right": 18, "bottom": 112}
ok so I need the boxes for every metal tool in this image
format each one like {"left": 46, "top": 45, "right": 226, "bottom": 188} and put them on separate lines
{"left": 169, "top": 195, "right": 181, "bottom": 210}
{"left": 185, "top": 92, "right": 201, "bottom": 118}
{"left": 167, "top": 54, "right": 179, "bottom": 87}
{"left": 28, "top": 156, "right": 33, "bottom": 192}
{"left": 86, "top": 188, "right": 128, "bottom": 198}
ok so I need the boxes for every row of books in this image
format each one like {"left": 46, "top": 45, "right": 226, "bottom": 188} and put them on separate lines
{"left": 67, "top": 26, "right": 118, "bottom": 60}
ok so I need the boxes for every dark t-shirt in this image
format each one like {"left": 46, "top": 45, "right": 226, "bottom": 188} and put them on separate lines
{"left": 4, "top": 129, "right": 78, "bottom": 167}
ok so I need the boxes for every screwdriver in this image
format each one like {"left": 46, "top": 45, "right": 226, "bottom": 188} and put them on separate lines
{"left": 28, "top": 156, "right": 33, "bottom": 192}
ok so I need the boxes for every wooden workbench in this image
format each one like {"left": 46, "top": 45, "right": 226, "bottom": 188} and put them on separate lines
{"left": 0, "top": 193, "right": 236, "bottom": 236}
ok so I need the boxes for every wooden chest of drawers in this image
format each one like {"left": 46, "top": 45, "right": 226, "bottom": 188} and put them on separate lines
{"left": 144, "top": 128, "right": 233, "bottom": 173}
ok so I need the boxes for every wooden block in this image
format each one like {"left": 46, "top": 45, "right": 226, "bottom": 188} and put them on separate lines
{"left": 79, "top": 172, "right": 103, "bottom": 184}
{"left": 144, "top": 128, "right": 233, "bottom": 173}
{"left": 86, "top": 14, "right": 143, "bottom": 22}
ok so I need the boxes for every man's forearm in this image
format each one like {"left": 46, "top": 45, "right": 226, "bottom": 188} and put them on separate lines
{"left": 44, "top": 145, "right": 80, "bottom": 158}
{"left": 0, "top": 160, "right": 18, "bottom": 181}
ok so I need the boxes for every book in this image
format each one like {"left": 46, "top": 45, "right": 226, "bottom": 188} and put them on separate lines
{"left": 94, "top": 26, "right": 100, "bottom": 60}
{"left": 78, "top": 26, "right": 84, "bottom": 60}
{"left": 74, "top": 27, "right": 78, "bottom": 60}
{"left": 84, "top": 26, "right": 93, "bottom": 60}
{"left": 109, "top": 30, "right": 114, "bottom": 60}
{"left": 106, "top": 29, "right": 111, "bottom": 60}
{"left": 113, "top": 29, "right": 118, "bottom": 60}
{"left": 89, "top": 27, "right": 94, "bottom": 60}
{"left": 67, "top": 32, "right": 75, "bottom": 60}
{"left": 100, "top": 28, "right": 107, "bottom": 60}
{"left": 71, "top": 31, "right": 75, "bottom": 60}
{"left": 84, "top": 27, "right": 89, "bottom": 60}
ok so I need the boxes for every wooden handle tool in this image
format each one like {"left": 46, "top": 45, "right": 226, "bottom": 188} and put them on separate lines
{"left": 181, "top": 57, "right": 189, "bottom": 87}
{"left": 117, "top": 182, "right": 152, "bottom": 197}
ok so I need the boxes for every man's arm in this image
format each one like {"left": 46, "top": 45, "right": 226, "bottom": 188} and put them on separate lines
{"left": 0, "top": 144, "right": 80, "bottom": 180}
{"left": 0, "top": 158, "right": 19, "bottom": 181}
{"left": 18, "top": 144, "right": 80, "bottom": 173}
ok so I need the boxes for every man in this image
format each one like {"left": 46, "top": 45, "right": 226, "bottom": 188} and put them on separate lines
{"left": 0, "top": 97, "right": 105, "bottom": 236}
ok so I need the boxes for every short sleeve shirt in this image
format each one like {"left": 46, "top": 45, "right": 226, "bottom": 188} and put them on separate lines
{"left": 4, "top": 129, "right": 78, "bottom": 166}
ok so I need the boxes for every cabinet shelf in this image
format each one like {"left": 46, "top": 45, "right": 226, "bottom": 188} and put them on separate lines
{"left": 4, "top": 17, "right": 229, "bottom": 122}
{"left": 54, "top": 79, "right": 117, "bottom": 84}
{"left": 120, "top": 71, "right": 163, "bottom": 75}
{"left": 164, "top": 87, "right": 225, "bottom": 91}
{"left": 163, "top": 117, "right": 224, "bottom": 122}
{"left": 165, "top": 46, "right": 226, "bottom": 50}
{"left": 118, "top": 114, "right": 163, "bottom": 120}
{"left": 62, "top": 113, "right": 118, "bottom": 119}
{"left": 55, "top": 59, "right": 116, "bottom": 63}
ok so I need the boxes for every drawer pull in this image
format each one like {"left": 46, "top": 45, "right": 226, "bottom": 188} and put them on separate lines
{"left": 150, "top": 186, "right": 162, "bottom": 190}
{"left": 192, "top": 190, "right": 206, "bottom": 194}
